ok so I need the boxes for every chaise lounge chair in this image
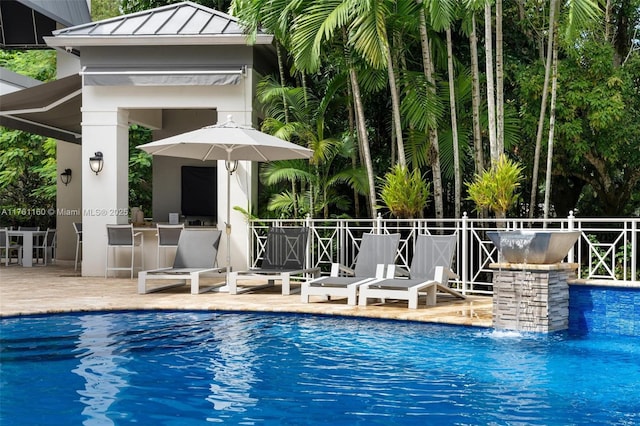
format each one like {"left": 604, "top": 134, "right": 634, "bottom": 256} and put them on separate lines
{"left": 227, "top": 227, "right": 321, "bottom": 295}
{"left": 358, "top": 234, "right": 466, "bottom": 309}
{"left": 301, "top": 232, "right": 401, "bottom": 305}
{"left": 138, "top": 229, "right": 226, "bottom": 295}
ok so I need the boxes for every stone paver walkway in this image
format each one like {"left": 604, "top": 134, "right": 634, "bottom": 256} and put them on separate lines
{"left": 0, "top": 262, "right": 493, "bottom": 327}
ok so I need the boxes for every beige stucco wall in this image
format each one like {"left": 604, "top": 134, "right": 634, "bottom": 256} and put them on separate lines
{"left": 55, "top": 141, "right": 82, "bottom": 260}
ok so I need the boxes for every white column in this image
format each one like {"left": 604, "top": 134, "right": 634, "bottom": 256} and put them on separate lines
{"left": 81, "top": 108, "right": 130, "bottom": 276}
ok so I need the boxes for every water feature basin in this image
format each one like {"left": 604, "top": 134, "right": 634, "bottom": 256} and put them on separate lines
{"left": 487, "top": 230, "right": 581, "bottom": 264}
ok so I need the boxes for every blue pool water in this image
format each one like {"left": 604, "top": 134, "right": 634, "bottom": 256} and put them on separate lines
{"left": 1, "top": 311, "right": 640, "bottom": 425}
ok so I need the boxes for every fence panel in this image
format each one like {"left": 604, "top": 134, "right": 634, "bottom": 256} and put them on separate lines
{"left": 248, "top": 213, "right": 639, "bottom": 294}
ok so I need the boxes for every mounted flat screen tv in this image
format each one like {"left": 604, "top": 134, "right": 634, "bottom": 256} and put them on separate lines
{"left": 181, "top": 166, "right": 216, "bottom": 217}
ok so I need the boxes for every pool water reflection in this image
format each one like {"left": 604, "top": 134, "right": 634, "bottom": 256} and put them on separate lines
{"left": 1, "top": 311, "right": 639, "bottom": 425}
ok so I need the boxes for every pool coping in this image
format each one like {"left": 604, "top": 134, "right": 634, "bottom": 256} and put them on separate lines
{"left": 0, "top": 262, "right": 494, "bottom": 327}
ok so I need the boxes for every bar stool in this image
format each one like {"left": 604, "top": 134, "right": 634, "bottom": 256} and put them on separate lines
{"left": 105, "top": 224, "right": 144, "bottom": 278}
{"left": 34, "top": 228, "right": 57, "bottom": 265}
{"left": 0, "top": 228, "right": 22, "bottom": 266}
{"left": 156, "top": 224, "right": 183, "bottom": 268}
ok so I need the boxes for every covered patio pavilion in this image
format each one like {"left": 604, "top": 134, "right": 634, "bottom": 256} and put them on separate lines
{"left": 0, "top": 1, "right": 275, "bottom": 276}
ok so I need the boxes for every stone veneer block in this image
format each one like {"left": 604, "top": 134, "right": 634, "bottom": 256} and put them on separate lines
{"left": 491, "top": 263, "right": 577, "bottom": 333}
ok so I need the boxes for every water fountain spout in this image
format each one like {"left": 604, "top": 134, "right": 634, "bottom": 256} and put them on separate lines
{"left": 486, "top": 230, "right": 580, "bottom": 264}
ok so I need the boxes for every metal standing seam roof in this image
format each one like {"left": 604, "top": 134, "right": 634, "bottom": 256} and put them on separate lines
{"left": 46, "top": 1, "right": 273, "bottom": 46}
{"left": 17, "top": 0, "right": 91, "bottom": 27}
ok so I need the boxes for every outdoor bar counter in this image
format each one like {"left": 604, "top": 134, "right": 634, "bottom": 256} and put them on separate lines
{"left": 109, "top": 224, "right": 218, "bottom": 275}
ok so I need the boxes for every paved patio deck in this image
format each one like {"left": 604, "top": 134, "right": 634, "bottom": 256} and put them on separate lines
{"left": 0, "top": 262, "right": 493, "bottom": 327}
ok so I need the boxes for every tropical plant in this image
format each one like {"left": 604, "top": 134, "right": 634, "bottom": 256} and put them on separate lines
{"left": 0, "top": 50, "right": 57, "bottom": 229}
{"left": 466, "top": 154, "right": 524, "bottom": 218}
{"left": 0, "top": 131, "right": 56, "bottom": 229}
{"left": 379, "top": 164, "right": 430, "bottom": 218}
{"left": 128, "top": 125, "right": 153, "bottom": 214}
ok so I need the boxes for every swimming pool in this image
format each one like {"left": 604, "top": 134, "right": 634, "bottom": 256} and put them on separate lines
{"left": 2, "top": 311, "right": 639, "bottom": 425}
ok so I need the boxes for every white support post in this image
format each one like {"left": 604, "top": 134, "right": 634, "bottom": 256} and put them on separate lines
{"left": 81, "top": 108, "right": 130, "bottom": 276}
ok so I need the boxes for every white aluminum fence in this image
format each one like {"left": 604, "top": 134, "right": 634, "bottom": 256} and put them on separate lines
{"left": 248, "top": 212, "right": 639, "bottom": 295}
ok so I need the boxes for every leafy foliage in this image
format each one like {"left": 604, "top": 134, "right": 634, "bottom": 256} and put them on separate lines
{"left": 0, "top": 50, "right": 57, "bottom": 228}
{"left": 379, "top": 165, "right": 431, "bottom": 218}
{"left": 466, "top": 154, "right": 524, "bottom": 218}
{"left": 128, "top": 125, "right": 153, "bottom": 214}
{"left": 0, "top": 131, "right": 56, "bottom": 228}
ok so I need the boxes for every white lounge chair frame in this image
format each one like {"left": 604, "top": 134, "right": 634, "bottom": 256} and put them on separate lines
{"left": 228, "top": 227, "right": 320, "bottom": 295}
{"left": 358, "top": 234, "right": 466, "bottom": 309}
{"left": 138, "top": 229, "right": 226, "bottom": 294}
{"left": 301, "top": 233, "right": 401, "bottom": 305}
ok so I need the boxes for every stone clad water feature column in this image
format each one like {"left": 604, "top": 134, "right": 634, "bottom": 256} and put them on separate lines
{"left": 490, "top": 263, "right": 578, "bottom": 332}
{"left": 487, "top": 231, "right": 581, "bottom": 333}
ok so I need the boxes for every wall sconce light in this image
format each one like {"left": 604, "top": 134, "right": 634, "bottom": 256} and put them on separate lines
{"left": 89, "top": 152, "right": 104, "bottom": 175}
{"left": 60, "top": 168, "right": 72, "bottom": 186}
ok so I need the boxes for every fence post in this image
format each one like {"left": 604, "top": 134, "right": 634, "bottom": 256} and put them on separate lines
{"left": 305, "top": 214, "right": 312, "bottom": 269}
{"left": 376, "top": 213, "right": 382, "bottom": 234}
{"left": 338, "top": 219, "right": 345, "bottom": 267}
{"left": 632, "top": 219, "right": 637, "bottom": 281}
{"left": 567, "top": 210, "right": 576, "bottom": 264}
{"left": 461, "top": 212, "right": 468, "bottom": 295}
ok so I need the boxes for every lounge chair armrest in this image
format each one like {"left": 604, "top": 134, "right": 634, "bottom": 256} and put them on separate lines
{"left": 446, "top": 268, "right": 459, "bottom": 280}
{"left": 393, "top": 265, "right": 410, "bottom": 277}
{"left": 374, "top": 264, "right": 408, "bottom": 278}
{"left": 330, "top": 263, "right": 354, "bottom": 277}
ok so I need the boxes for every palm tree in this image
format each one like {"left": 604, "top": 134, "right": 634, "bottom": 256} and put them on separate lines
{"left": 495, "top": 0, "right": 504, "bottom": 156}
{"left": 529, "top": 0, "right": 601, "bottom": 218}
{"left": 467, "top": 6, "right": 485, "bottom": 176}
{"left": 543, "top": 24, "right": 559, "bottom": 220}
{"left": 529, "top": 0, "right": 558, "bottom": 218}
{"left": 290, "top": 0, "right": 385, "bottom": 218}
{"left": 484, "top": 0, "right": 498, "bottom": 165}
{"left": 257, "top": 70, "right": 367, "bottom": 219}
{"left": 446, "top": 26, "right": 463, "bottom": 218}
{"left": 416, "top": 0, "right": 445, "bottom": 219}
{"left": 232, "top": 0, "right": 305, "bottom": 124}
{"left": 352, "top": 0, "right": 407, "bottom": 167}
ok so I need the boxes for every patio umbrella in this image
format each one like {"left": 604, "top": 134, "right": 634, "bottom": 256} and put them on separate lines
{"left": 137, "top": 115, "right": 313, "bottom": 287}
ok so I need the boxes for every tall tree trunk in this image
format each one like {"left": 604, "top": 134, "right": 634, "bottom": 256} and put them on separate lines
{"left": 391, "top": 115, "right": 397, "bottom": 165}
{"left": 350, "top": 66, "right": 378, "bottom": 218}
{"left": 418, "top": 0, "right": 444, "bottom": 220}
{"left": 385, "top": 46, "right": 406, "bottom": 166}
{"left": 470, "top": 13, "right": 485, "bottom": 175}
{"left": 495, "top": 0, "right": 504, "bottom": 155}
{"left": 484, "top": 2, "right": 498, "bottom": 165}
{"left": 543, "top": 25, "right": 559, "bottom": 220}
{"left": 529, "top": 0, "right": 557, "bottom": 218}
{"left": 446, "top": 27, "right": 462, "bottom": 218}
{"left": 276, "top": 40, "right": 290, "bottom": 125}
{"left": 275, "top": 39, "right": 298, "bottom": 216}
{"left": 344, "top": 67, "right": 361, "bottom": 218}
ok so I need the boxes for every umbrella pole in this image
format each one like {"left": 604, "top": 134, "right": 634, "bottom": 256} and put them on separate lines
{"left": 224, "top": 157, "right": 238, "bottom": 288}
{"left": 225, "top": 162, "right": 232, "bottom": 286}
